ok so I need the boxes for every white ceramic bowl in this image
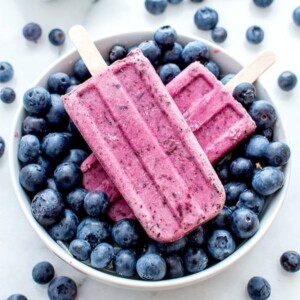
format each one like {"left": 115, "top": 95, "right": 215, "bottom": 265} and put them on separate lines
{"left": 9, "top": 32, "right": 291, "bottom": 291}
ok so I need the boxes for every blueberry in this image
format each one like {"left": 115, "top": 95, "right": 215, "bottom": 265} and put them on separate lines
{"left": 224, "top": 182, "right": 247, "bottom": 206}
{"left": 22, "top": 22, "right": 42, "bottom": 42}
{"left": 207, "top": 229, "right": 236, "bottom": 260}
{"left": 168, "top": 0, "right": 183, "bottom": 4}
{"left": 233, "top": 82, "right": 257, "bottom": 106}
{"left": 32, "top": 261, "right": 55, "bottom": 284}
{"left": 23, "top": 86, "right": 51, "bottom": 116}
{"left": 181, "top": 41, "right": 209, "bottom": 65}
{"left": 253, "top": 0, "right": 273, "bottom": 8}
{"left": 230, "top": 208, "right": 259, "bottom": 239}
{"left": 165, "top": 254, "right": 185, "bottom": 278}
{"left": 264, "top": 141, "right": 291, "bottom": 167}
{"left": 211, "top": 27, "right": 228, "bottom": 43}
{"left": 22, "top": 116, "right": 48, "bottom": 138}
{"left": 258, "top": 127, "right": 273, "bottom": 141}
{"left": 236, "top": 189, "right": 265, "bottom": 215}
{"left": 204, "top": 59, "right": 221, "bottom": 78}
{"left": 252, "top": 166, "right": 284, "bottom": 196}
{"left": 245, "top": 135, "right": 270, "bottom": 160}
{"left": 76, "top": 219, "right": 111, "bottom": 248}
{"left": 183, "top": 247, "right": 208, "bottom": 273}
{"left": 191, "top": 0, "right": 204, "bottom": 2}
{"left": 188, "top": 225, "right": 206, "bottom": 246}
{"left": 230, "top": 157, "right": 253, "bottom": 181}
{"left": 144, "top": 0, "right": 168, "bottom": 15}
{"left": 47, "top": 72, "right": 70, "bottom": 95}
{"left": 31, "top": 188, "right": 64, "bottom": 227}
{"left": 48, "top": 28, "right": 65, "bottom": 46}
{"left": 136, "top": 253, "right": 166, "bottom": 280}
{"left": 73, "top": 58, "right": 90, "bottom": 82}
{"left": 7, "top": 295, "right": 27, "bottom": 300}
{"left": 19, "top": 164, "right": 47, "bottom": 193}
{"left": 62, "top": 149, "right": 89, "bottom": 166}
{"left": 277, "top": 71, "right": 297, "bottom": 91}
{"left": 83, "top": 190, "right": 109, "bottom": 217}
{"left": 54, "top": 162, "right": 82, "bottom": 192}
{"left": 247, "top": 276, "right": 271, "bottom": 300}
{"left": 91, "top": 242, "right": 114, "bottom": 269}
{"left": 220, "top": 73, "right": 235, "bottom": 85}
{"left": 215, "top": 163, "right": 230, "bottom": 183}
{"left": 154, "top": 25, "right": 177, "bottom": 48}
{"left": 0, "top": 61, "right": 14, "bottom": 83}
{"left": 66, "top": 188, "right": 87, "bottom": 214}
{"left": 194, "top": 7, "right": 219, "bottom": 30}
{"left": 159, "top": 63, "right": 181, "bottom": 84}
{"left": 41, "top": 132, "right": 72, "bottom": 160}
{"left": 162, "top": 42, "right": 183, "bottom": 64}
{"left": 0, "top": 87, "right": 16, "bottom": 103}
{"left": 48, "top": 276, "right": 77, "bottom": 300}
{"left": 45, "top": 94, "right": 69, "bottom": 128}
{"left": 113, "top": 249, "right": 137, "bottom": 278}
{"left": 108, "top": 45, "right": 127, "bottom": 63}
{"left": 66, "top": 85, "right": 78, "bottom": 93}
{"left": 138, "top": 40, "right": 161, "bottom": 64}
{"left": 248, "top": 100, "right": 277, "bottom": 130}
{"left": 246, "top": 25, "right": 264, "bottom": 44}
{"left": 18, "top": 134, "right": 40, "bottom": 164}
{"left": 293, "top": 7, "right": 300, "bottom": 26}
{"left": 209, "top": 206, "right": 233, "bottom": 229}
{"left": 112, "top": 219, "right": 141, "bottom": 248}
{"left": 69, "top": 239, "right": 92, "bottom": 261}
{"left": 0, "top": 136, "right": 5, "bottom": 158}
{"left": 157, "top": 236, "right": 187, "bottom": 254}
{"left": 36, "top": 155, "right": 53, "bottom": 179}
{"left": 143, "top": 241, "right": 161, "bottom": 255}
{"left": 280, "top": 250, "right": 300, "bottom": 273}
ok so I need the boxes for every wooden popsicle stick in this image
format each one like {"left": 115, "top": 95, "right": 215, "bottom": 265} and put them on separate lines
{"left": 225, "top": 50, "right": 276, "bottom": 92}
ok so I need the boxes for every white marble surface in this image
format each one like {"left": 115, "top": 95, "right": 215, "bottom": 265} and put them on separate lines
{"left": 0, "top": 0, "right": 300, "bottom": 299}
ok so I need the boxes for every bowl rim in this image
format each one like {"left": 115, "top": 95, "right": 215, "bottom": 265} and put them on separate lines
{"left": 8, "top": 30, "right": 292, "bottom": 291}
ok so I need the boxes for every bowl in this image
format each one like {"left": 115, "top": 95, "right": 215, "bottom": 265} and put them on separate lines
{"left": 9, "top": 31, "right": 291, "bottom": 291}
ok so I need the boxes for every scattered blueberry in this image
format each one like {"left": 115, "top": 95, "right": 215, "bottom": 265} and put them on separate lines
{"left": 66, "top": 188, "right": 87, "bottom": 214}
{"left": 236, "top": 189, "right": 265, "bottom": 215}
{"left": 22, "top": 116, "right": 48, "bottom": 138}
{"left": 0, "top": 136, "right": 5, "bottom": 159}
{"left": 154, "top": 25, "right": 177, "bottom": 48}
{"left": 280, "top": 250, "right": 300, "bottom": 273}
{"left": 83, "top": 190, "right": 109, "bottom": 217}
{"left": 145, "top": 0, "right": 168, "bottom": 15}
{"left": 246, "top": 25, "right": 264, "bottom": 44}
{"left": 211, "top": 26, "right": 228, "bottom": 43}
{"left": 22, "top": 22, "right": 42, "bottom": 42}
{"left": 277, "top": 71, "right": 297, "bottom": 91}
{"left": 109, "top": 45, "right": 127, "bottom": 63}
{"left": 165, "top": 254, "right": 185, "bottom": 278}
{"left": 159, "top": 63, "right": 181, "bottom": 84}
{"left": 293, "top": 7, "right": 300, "bottom": 26}
{"left": 19, "top": 164, "right": 47, "bottom": 193}
{"left": 230, "top": 157, "right": 253, "bottom": 181}
{"left": 136, "top": 253, "right": 166, "bottom": 280}
{"left": 168, "top": 0, "right": 182, "bottom": 4}
{"left": 233, "top": 82, "right": 256, "bottom": 106}
{"left": 188, "top": 225, "right": 206, "bottom": 246}
{"left": 32, "top": 261, "right": 55, "bottom": 284}
{"left": 162, "top": 42, "right": 183, "bottom": 64}
{"left": 0, "top": 62, "right": 14, "bottom": 83}
{"left": 114, "top": 249, "right": 137, "bottom": 278}
{"left": 194, "top": 7, "right": 219, "bottom": 30}
{"left": 183, "top": 246, "right": 208, "bottom": 273}
{"left": 204, "top": 59, "right": 221, "bottom": 78}
{"left": 69, "top": 239, "right": 92, "bottom": 261}
{"left": 244, "top": 134, "right": 270, "bottom": 160}
{"left": 253, "top": 0, "right": 273, "bottom": 7}
{"left": 47, "top": 72, "right": 70, "bottom": 95}
{"left": 73, "top": 58, "right": 90, "bottom": 82}
{"left": 0, "top": 87, "right": 16, "bottom": 103}
{"left": 7, "top": 295, "right": 27, "bottom": 300}
{"left": 90, "top": 242, "right": 114, "bottom": 269}
{"left": 138, "top": 40, "right": 161, "bottom": 64}
{"left": 48, "top": 276, "right": 77, "bottom": 300}
{"left": 48, "top": 28, "right": 65, "bottom": 46}
{"left": 264, "top": 141, "right": 291, "bottom": 167}
{"left": 247, "top": 276, "right": 271, "bottom": 300}
{"left": 191, "top": 0, "right": 204, "bottom": 2}
{"left": 62, "top": 149, "right": 89, "bottom": 166}
{"left": 45, "top": 94, "right": 69, "bottom": 128}
{"left": 181, "top": 41, "right": 209, "bottom": 65}
{"left": 224, "top": 181, "right": 247, "bottom": 206}
{"left": 157, "top": 236, "right": 187, "bottom": 254}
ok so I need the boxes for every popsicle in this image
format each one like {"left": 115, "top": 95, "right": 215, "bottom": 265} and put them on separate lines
{"left": 63, "top": 26, "right": 226, "bottom": 242}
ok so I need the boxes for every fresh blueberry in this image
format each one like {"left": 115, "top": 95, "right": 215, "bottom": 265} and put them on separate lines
{"left": 209, "top": 206, "right": 233, "bottom": 229}
{"left": 73, "top": 58, "right": 90, "bottom": 82}
{"left": 236, "top": 189, "right": 265, "bottom": 215}
{"left": 247, "top": 276, "right": 271, "bottom": 300}
{"left": 215, "top": 163, "right": 230, "bottom": 183}
{"left": 253, "top": 0, "right": 273, "bottom": 8}
{"left": 157, "top": 236, "right": 187, "bottom": 254}
{"left": 0, "top": 61, "right": 14, "bottom": 83}
{"left": 22, "top": 22, "right": 42, "bottom": 42}
{"left": 48, "top": 276, "right": 77, "bottom": 300}
{"left": 62, "top": 149, "right": 89, "bottom": 166}
{"left": 91, "top": 242, "right": 114, "bottom": 269}
{"left": 224, "top": 182, "right": 247, "bottom": 206}
{"left": 244, "top": 135, "right": 270, "bottom": 160}
{"left": 246, "top": 25, "right": 264, "bottom": 44}
{"left": 45, "top": 94, "right": 69, "bottom": 128}
{"left": 252, "top": 166, "right": 284, "bottom": 196}
{"left": 36, "top": 155, "right": 53, "bottom": 180}
{"left": 220, "top": 73, "right": 235, "bottom": 85}
{"left": 108, "top": 45, "right": 127, "bottom": 63}
{"left": 280, "top": 250, "right": 300, "bottom": 273}
{"left": 194, "top": 7, "right": 219, "bottom": 30}
{"left": 136, "top": 253, "right": 166, "bottom": 280}
{"left": 69, "top": 239, "right": 92, "bottom": 261}
{"left": 48, "top": 209, "right": 78, "bottom": 241}
{"left": 181, "top": 41, "right": 209, "bottom": 65}
{"left": 114, "top": 249, "right": 137, "bottom": 278}
{"left": 23, "top": 86, "right": 51, "bottom": 116}
{"left": 144, "top": 0, "right": 168, "bottom": 15}
{"left": 0, "top": 136, "right": 5, "bottom": 158}
{"left": 159, "top": 63, "right": 181, "bottom": 84}
{"left": 277, "top": 71, "right": 297, "bottom": 91}
{"left": 7, "top": 295, "right": 27, "bottom": 300}
{"left": 233, "top": 82, "right": 256, "bottom": 106}
{"left": 168, "top": 0, "right": 182, "bottom": 4}
{"left": 76, "top": 218, "right": 111, "bottom": 248}
{"left": 248, "top": 100, "right": 277, "bottom": 130}
{"left": 154, "top": 25, "right": 177, "bottom": 48}
{"left": 230, "top": 208, "right": 260, "bottom": 239}
{"left": 165, "top": 254, "right": 185, "bottom": 278}
{"left": 112, "top": 219, "right": 141, "bottom": 248}
{"left": 19, "top": 164, "right": 47, "bottom": 193}
{"left": 293, "top": 7, "right": 300, "bottom": 26}
{"left": 204, "top": 59, "right": 221, "bottom": 78}
{"left": 183, "top": 247, "right": 208, "bottom": 273}
{"left": 258, "top": 127, "right": 273, "bottom": 141}
{"left": 53, "top": 162, "right": 82, "bottom": 192}
{"left": 138, "top": 40, "right": 161, "bottom": 64}
{"left": 48, "top": 28, "right": 65, "bottom": 46}
{"left": 83, "top": 190, "right": 109, "bottom": 217}
{"left": 41, "top": 132, "right": 72, "bottom": 160}
{"left": 22, "top": 116, "right": 48, "bottom": 138}
{"left": 143, "top": 241, "right": 161, "bottom": 255}
{"left": 207, "top": 229, "right": 236, "bottom": 260}
{"left": 0, "top": 87, "right": 16, "bottom": 103}
{"left": 211, "top": 27, "right": 228, "bottom": 43}
{"left": 18, "top": 134, "right": 40, "bottom": 164}
{"left": 188, "top": 225, "right": 206, "bottom": 246}
{"left": 162, "top": 42, "right": 183, "bottom": 64}
{"left": 47, "top": 72, "right": 70, "bottom": 95}
{"left": 230, "top": 157, "right": 253, "bottom": 181}
{"left": 31, "top": 188, "right": 64, "bottom": 227}
{"left": 66, "top": 188, "right": 87, "bottom": 214}
{"left": 32, "top": 261, "right": 55, "bottom": 284}
{"left": 264, "top": 141, "right": 291, "bottom": 166}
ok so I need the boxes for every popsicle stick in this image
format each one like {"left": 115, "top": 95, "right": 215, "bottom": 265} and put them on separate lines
{"left": 225, "top": 50, "right": 276, "bottom": 92}
{"left": 69, "top": 25, "right": 107, "bottom": 76}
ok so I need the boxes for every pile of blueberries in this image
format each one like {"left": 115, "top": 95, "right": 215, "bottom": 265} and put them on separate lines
{"left": 16, "top": 24, "right": 297, "bottom": 290}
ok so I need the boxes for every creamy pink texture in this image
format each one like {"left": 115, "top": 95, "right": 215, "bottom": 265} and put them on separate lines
{"left": 62, "top": 49, "right": 225, "bottom": 242}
